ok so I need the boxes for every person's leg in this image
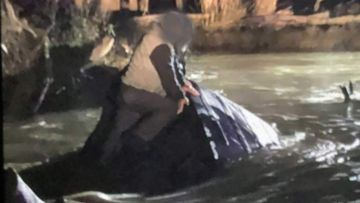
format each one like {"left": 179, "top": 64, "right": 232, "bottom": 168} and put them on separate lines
{"left": 81, "top": 98, "right": 116, "bottom": 157}
{"left": 123, "top": 88, "right": 178, "bottom": 141}
{"left": 133, "top": 98, "right": 177, "bottom": 141}
{"left": 100, "top": 106, "right": 140, "bottom": 164}
{"left": 102, "top": 106, "right": 140, "bottom": 145}
{"left": 100, "top": 85, "right": 142, "bottom": 164}
{"left": 101, "top": 84, "right": 178, "bottom": 163}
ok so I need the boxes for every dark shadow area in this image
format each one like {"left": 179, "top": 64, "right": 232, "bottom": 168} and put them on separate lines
{"left": 19, "top": 94, "right": 219, "bottom": 198}
{"left": 149, "top": 0, "right": 177, "bottom": 13}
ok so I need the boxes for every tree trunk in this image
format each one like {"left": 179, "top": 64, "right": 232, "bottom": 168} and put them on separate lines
{"left": 176, "top": 0, "right": 184, "bottom": 11}
{"left": 219, "top": 0, "right": 246, "bottom": 21}
{"left": 253, "top": 0, "right": 277, "bottom": 16}
{"left": 100, "top": 0, "right": 121, "bottom": 12}
{"left": 200, "top": 0, "right": 246, "bottom": 25}
{"left": 139, "top": 0, "right": 149, "bottom": 15}
{"left": 128, "top": 0, "right": 138, "bottom": 11}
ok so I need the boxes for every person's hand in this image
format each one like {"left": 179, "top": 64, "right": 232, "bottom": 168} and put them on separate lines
{"left": 177, "top": 97, "right": 189, "bottom": 115}
{"left": 182, "top": 80, "right": 200, "bottom": 97}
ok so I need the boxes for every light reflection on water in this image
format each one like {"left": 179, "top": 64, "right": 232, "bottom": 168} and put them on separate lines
{"left": 4, "top": 52, "right": 360, "bottom": 202}
{"left": 4, "top": 108, "right": 101, "bottom": 164}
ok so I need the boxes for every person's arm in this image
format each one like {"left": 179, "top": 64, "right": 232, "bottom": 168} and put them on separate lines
{"left": 175, "top": 57, "right": 186, "bottom": 86}
{"left": 150, "top": 44, "right": 186, "bottom": 101}
{"left": 175, "top": 53, "right": 200, "bottom": 97}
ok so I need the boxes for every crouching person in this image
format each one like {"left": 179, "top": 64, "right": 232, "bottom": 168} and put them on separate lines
{"left": 100, "top": 11, "right": 200, "bottom": 165}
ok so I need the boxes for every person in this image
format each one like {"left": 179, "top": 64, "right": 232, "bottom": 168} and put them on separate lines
{"left": 100, "top": 11, "right": 200, "bottom": 164}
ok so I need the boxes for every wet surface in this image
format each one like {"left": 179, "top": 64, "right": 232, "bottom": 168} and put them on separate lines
{"left": 4, "top": 52, "right": 360, "bottom": 202}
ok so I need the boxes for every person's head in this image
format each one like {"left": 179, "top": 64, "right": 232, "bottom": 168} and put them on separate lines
{"left": 157, "top": 11, "right": 194, "bottom": 54}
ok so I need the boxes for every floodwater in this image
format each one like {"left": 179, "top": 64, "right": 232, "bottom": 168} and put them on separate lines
{"left": 4, "top": 52, "right": 360, "bottom": 202}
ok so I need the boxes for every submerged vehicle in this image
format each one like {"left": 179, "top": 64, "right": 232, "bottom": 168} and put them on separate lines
{"left": 8, "top": 67, "right": 281, "bottom": 201}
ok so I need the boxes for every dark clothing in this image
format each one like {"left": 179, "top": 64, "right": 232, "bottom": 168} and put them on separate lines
{"left": 150, "top": 44, "right": 186, "bottom": 101}
{"left": 175, "top": 58, "right": 186, "bottom": 86}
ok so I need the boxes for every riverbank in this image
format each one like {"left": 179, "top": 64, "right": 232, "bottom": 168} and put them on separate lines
{"left": 132, "top": 13, "right": 360, "bottom": 53}
{"left": 194, "top": 22, "right": 360, "bottom": 53}
{"left": 125, "top": 12, "right": 360, "bottom": 53}
{"left": 194, "top": 13, "right": 360, "bottom": 52}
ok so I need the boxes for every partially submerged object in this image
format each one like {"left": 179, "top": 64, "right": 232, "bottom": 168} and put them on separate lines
{"left": 191, "top": 83, "right": 280, "bottom": 161}
{"left": 339, "top": 81, "right": 356, "bottom": 103}
{"left": 5, "top": 168, "right": 44, "bottom": 203}
{"left": 17, "top": 69, "right": 280, "bottom": 200}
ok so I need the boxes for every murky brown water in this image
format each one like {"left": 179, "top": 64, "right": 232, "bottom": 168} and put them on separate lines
{"left": 4, "top": 52, "right": 360, "bottom": 202}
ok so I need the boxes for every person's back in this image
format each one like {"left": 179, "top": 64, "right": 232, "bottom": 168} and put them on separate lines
{"left": 122, "top": 26, "right": 173, "bottom": 97}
